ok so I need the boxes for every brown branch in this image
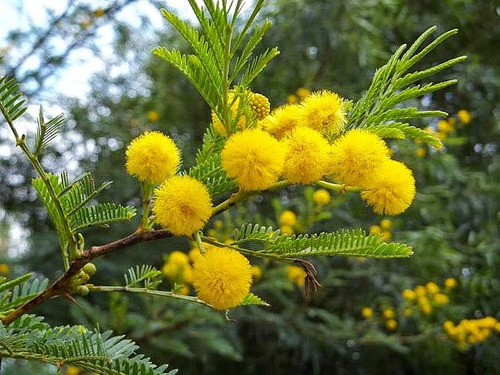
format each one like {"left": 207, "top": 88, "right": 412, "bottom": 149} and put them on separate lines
{"left": 1, "top": 229, "right": 173, "bottom": 326}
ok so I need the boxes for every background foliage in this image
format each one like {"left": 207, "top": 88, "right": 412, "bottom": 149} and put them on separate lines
{"left": 0, "top": 0, "right": 498, "bottom": 374}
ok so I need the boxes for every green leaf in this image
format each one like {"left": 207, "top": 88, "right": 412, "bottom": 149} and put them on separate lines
{"left": 69, "top": 203, "right": 136, "bottom": 232}
{"left": 33, "top": 106, "right": 65, "bottom": 155}
{"left": 0, "top": 76, "right": 27, "bottom": 122}
{"left": 239, "top": 293, "right": 270, "bottom": 307}
{"left": 124, "top": 265, "right": 163, "bottom": 289}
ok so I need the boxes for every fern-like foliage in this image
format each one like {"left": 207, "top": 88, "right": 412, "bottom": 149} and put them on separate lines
{"left": 0, "top": 275, "right": 48, "bottom": 317}
{"left": 32, "top": 172, "right": 136, "bottom": 237}
{"left": 348, "top": 27, "right": 466, "bottom": 147}
{"left": 153, "top": 0, "right": 279, "bottom": 133}
{"left": 187, "top": 125, "right": 237, "bottom": 197}
{"left": 124, "top": 265, "right": 163, "bottom": 289}
{"left": 0, "top": 76, "right": 27, "bottom": 123}
{"left": 33, "top": 106, "right": 65, "bottom": 156}
{"left": 0, "top": 315, "right": 177, "bottom": 375}
{"left": 233, "top": 225, "right": 412, "bottom": 258}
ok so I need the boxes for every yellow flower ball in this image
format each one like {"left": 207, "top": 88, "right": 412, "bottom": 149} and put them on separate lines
{"left": 369, "top": 225, "right": 381, "bottom": 234}
{"left": 385, "top": 319, "right": 398, "bottom": 330}
{"left": 361, "top": 307, "right": 373, "bottom": 319}
{"left": 425, "top": 282, "right": 440, "bottom": 294}
{"left": 188, "top": 247, "right": 202, "bottom": 264}
{"left": 0, "top": 263, "right": 10, "bottom": 276}
{"left": 192, "top": 247, "right": 252, "bottom": 310}
{"left": 457, "top": 109, "right": 471, "bottom": 124}
{"left": 162, "top": 263, "right": 179, "bottom": 279}
{"left": 279, "top": 225, "right": 295, "bottom": 235}
{"left": 444, "top": 278, "right": 458, "bottom": 290}
{"left": 382, "top": 309, "right": 395, "bottom": 320}
{"left": 250, "top": 92, "right": 271, "bottom": 120}
{"left": 282, "top": 126, "right": 330, "bottom": 184}
{"left": 381, "top": 231, "right": 392, "bottom": 241}
{"left": 263, "top": 104, "right": 303, "bottom": 139}
{"left": 402, "top": 289, "right": 416, "bottom": 301}
{"left": 415, "top": 147, "right": 427, "bottom": 157}
{"left": 329, "top": 129, "right": 390, "bottom": 186}
{"left": 147, "top": 110, "right": 159, "bottom": 122}
{"left": 66, "top": 366, "right": 81, "bottom": 375}
{"left": 380, "top": 219, "right": 392, "bottom": 230}
{"left": 438, "top": 119, "right": 454, "bottom": 134}
{"left": 287, "top": 94, "right": 298, "bottom": 104}
{"left": 125, "top": 131, "right": 181, "bottom": 184}
{"left": 286, "top": 265, "right": 306, "bottom": 286}
{"left": 279, "top": 210, "right": 297, "bottom": 226}
{"left": 313, "top": 189, "right": 331, "bottom": 205}
{"left": 299, "top": 90, "right": 346, "bottom": 136}
{"left": 361, "top": 160, "right": 416, "bottom": 216}
{"left": 153, "top": 176, "right": 212, "bottom": 236}
{"left": 222, "top": 128, "right": 286, "bottom": 190}
{"left": 251, "top": 265, "right": 263, "bottom": 280}
{"left": 168, "top": 251, "right": 189, "bottom": 266}
{"left": 296, "top": 87, "right": 312, "bottom": 100}
{"left": 433, "top": 293, "right": 450, "bottom": 306}
{"left": 414, "top": 285, "right": 426, "bottom": 297}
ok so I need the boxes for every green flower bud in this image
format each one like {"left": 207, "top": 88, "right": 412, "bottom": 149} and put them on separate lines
{"left": 83, "top": 262, "right": 97, "bottom": 276}
{"left": 77, "top": 285, "right": 89, "bottom": 296}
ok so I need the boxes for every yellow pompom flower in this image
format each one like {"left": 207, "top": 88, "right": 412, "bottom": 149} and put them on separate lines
{"left": 287, "top": 94, "right": 298, "bottom": 104}
{"left": 381, "top": 231, "right": 392, "bottom": 241}
{"left": 0, "top": 263, "right": 10, "bottom": 276}
{"left": 457, "top": 109, "right": 471, "bottom": 124}
{"left": 282, "top": 126, "right": 330, "bottom": 184}
{"left": 444, "top": 278, "right": 458, "bottom": 290}
{"left": 415, "top": 148, "right": 427, "bottom": 157}
{"left": 380, "top": 219, "right": 392, "bottom": 230}
{"left": 147, "top": 110, "right": 159, "bottom": 122}
{"left": 414, "top": 285, "right": 426, "bottom": 297}
{"left": 263, "top": 104, "right": 303, "bottom": 139}
{"left": 385, "top": 319, "right": 398, "bottom": 331}
{"left": 433, "top": 293, "right": 450, "bottom": 306}
{"left": 66, "top": 366, "right": 81, "bottom": 375}
{"left": 192, "top": 247, "right": 252, "bottom": 310}
{"left": 188, "top": 248, "right": 202, "bottom": 263}
{"left": 438, "top": 119, "right": 454, "bottom": 134}
{"left": 279, "top": 210, "right": 297, "bottom": 226}
{"left": 280, "top": 225, "right": 294, "bottom": 235}
{"left": 168, "top": 251, "right": 189, "bottom": 266}
{"left": 286, "top": 265, "right": 306, "bottom": 286}
{"left": 402, "top": 289, "right": 416, "bottom": 301}
{"left": 426, "top": 282, "right": 440, "bottom": 294}
{"left": 125, "top": 131, "right": 181, "bottom": 184}
{"left": 299, "top": 90, "right": 346, "bottom": 136}
{"left": 296, "top": 87, "right": 311, "bottom": 100}
{"left": 369, "top": 225, "right": 381, "bottom": 234}
{"left": 329, "top": 129, "right": 390, "bottom": 186}
{"left": 361, "top": 160, "right": 416, "bottom": 216}
{"left": 383, "top": 309, "right": 395, "bottom": 319}
{"left": 313, "top": 189, "right": 331, "bottom": 206}
{"left": 250, "top": 92, "right": 271, "bottom": 120}
{"left": 251, "top": 265, "right": 263, "bottom": 280}
{"left": 153, "top": 176, "right": 212, "bottom": 236}
{"left": 361, "top": 307, "right": 373, "bottom": 319}
{"left": 222, "top": 129, "right": 286, "bottom": 190}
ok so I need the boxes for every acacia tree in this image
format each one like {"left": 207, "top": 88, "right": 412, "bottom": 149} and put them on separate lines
{"left": 0, "top": 0, "right": 464, "bottom": 373}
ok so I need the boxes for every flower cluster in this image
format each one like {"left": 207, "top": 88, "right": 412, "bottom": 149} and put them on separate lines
{"left": 279, "top": 210, "right": 298, "bottom": 235}
{"left": 287, "top": 87, "right": 311, "bottom": 104}
{"left": 360, "top": 306, "right": 398, "bottom": 331}
{"left": 220, "top": 89, "right": 416, "bottom": 216}
{"left": 161, "top": 250, "right": 194, "bottom": 295}
{"left": 444, "top": 317, "right": 499, "bottom": 349}
{"left": 401, "top": 280, "right": 454, "bottom": 316}
{"left": 286, "top": 265, "right": 306, "bottom": 287}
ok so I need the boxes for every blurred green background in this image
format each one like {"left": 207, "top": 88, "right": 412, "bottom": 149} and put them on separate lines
{"left": 0, "top": 0, "right": 498, "bottom": 374}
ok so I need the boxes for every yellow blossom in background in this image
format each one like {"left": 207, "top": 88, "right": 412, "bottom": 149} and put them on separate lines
{"left": 282, "top": 126, "right": 330, "bottom": 184}
{"left": 329, "top": 129, "right": 390, "bottom": 186}
{"left": 417, "top": 297, "right": 432, "bottom": 315}
{"left": 444, "top": 278, "right": 457, "bottom": 290}
{"left": 361, "top": 307, "right": 373, "bottom": 319}
{"left": 192, "top": 246, "right": 252, "bottom": 310}
{"left": 433, "top": 293, "right": 450, "bottom": 306}
{"left": 263, "top": 104, "right": 303, "bottom": 138}
{"left": 444, "top": 317, "right": 499, "bottom": 347}
{"left": 125, "top": 131, "right": 181, "bottom": 184}
{"left": 222, "top": 129, "right": 286, "bottom": 190}
{"left": 296, "top": 87, "right": 311, "bottom": 100}
{"left": 299, "top": 90, "right": 346, "bottom": 136}
{"left": 279, "top": 210, "right": 297, "bottom": 226}
{"left": 457, "top": 109, "right": 471, "bottom": 124}
{"left": 438, "top": 119, "right": 454, "bottom": 134}
{"left": 66, "top": 366, "right": 80, "bottom": 375}
{"left": 287, "top": 94, "right": 298, "bottom": 104}
{"left": 361, "top": 160, "right": 416, "bottom": 216}
{"left": 380, "top": 219, "right": 392, "bottom": 230}
{"left": 425, "top": 282, "right": 439, "bottom": 294}
{"left": 313, "top": 189, "right": 331, "bottom": 205}
{"left": 250, "top": 92, "right": 271, "bottom": 120}
{"left": 0, "top": 263, "right": 10, "bottom": 276}
{"left": 382, "top": 309, "right": 395, "bottom": 320}
{"left": 168, "top": 251, "right": 189, "bottom": 266}
{"left": 175, "top": 284, "right": 190, "bottom": 295}
{"left": 381, "top": 231, "right": 392, "bottom": 241}
{"left": 153, "top": 176, "right": 212, "bottom": 236}
{"left": 93, "top": 7, "right": 105, "bottom": 17}
{"left": 414, "top": 285, "right": 426, "bottom": 297}
{"left": 188, "top": 248, "right": 202, "bottom": 263}
{"left": 415, "top": 148, "right": 427, "bottom": 157}
{"left": 286, "top": 265, "right": 306, "bottom": 286}
{"left": 369, "top": 225, "right": 381, "bottom": 234}
{"left": 251, "top": 265, "right": 262, "bottom": 280}
{"left": 385, "top": 319, "right": 398, "bottom": 330}
{"left": 402, "top": 289, "right": 416, "bottom": 301}
{"left": 147, "top": 110, "right": 159, "bottom": 122}
{"left": 280, "top": 225, "right": 294, "bottom": 235}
